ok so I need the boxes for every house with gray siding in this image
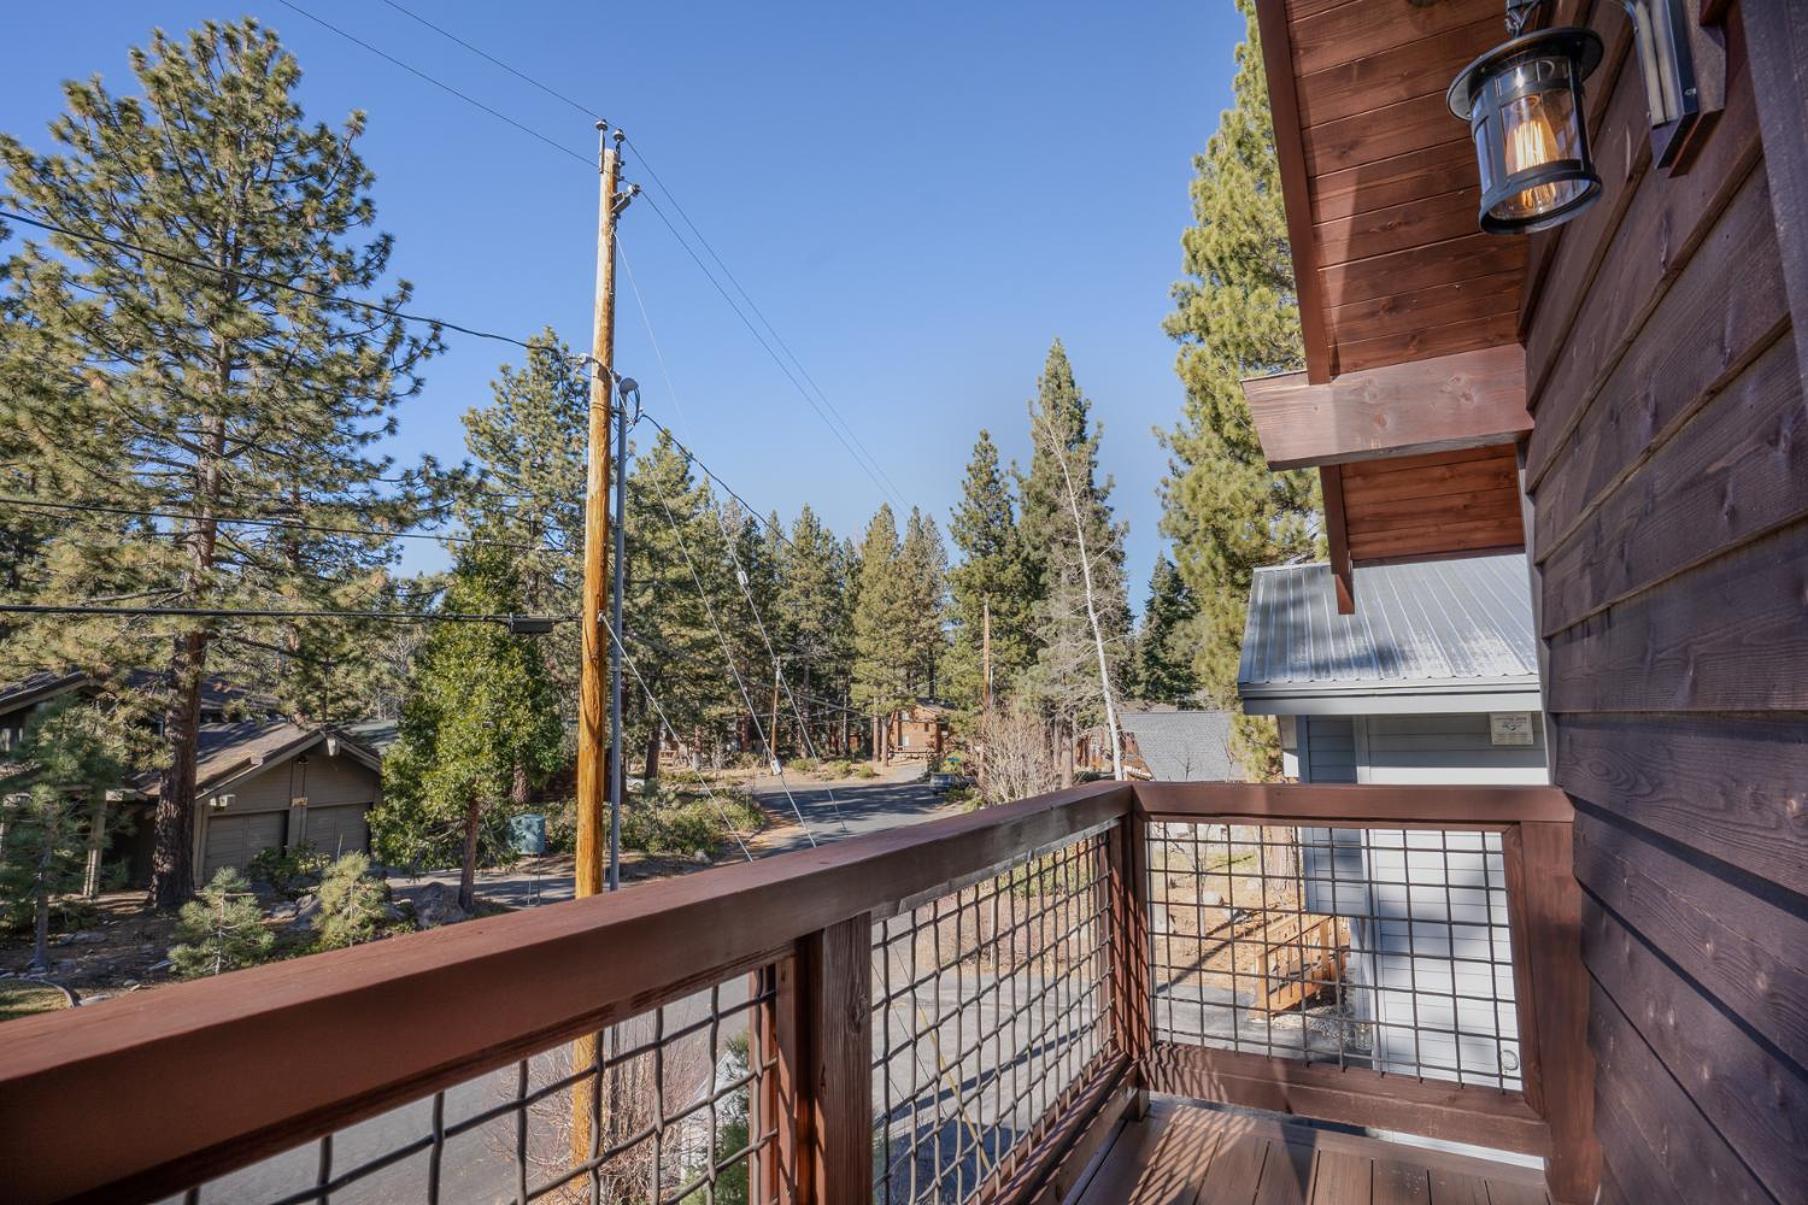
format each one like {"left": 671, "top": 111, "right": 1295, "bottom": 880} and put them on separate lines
{"left": 1239, "top": 552, "right": 1545, "bottom": 1088}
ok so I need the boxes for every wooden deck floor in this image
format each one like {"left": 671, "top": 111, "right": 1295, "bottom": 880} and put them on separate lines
{"left": 1071, "top": 1099, "right": 1551, "bottom": 1205}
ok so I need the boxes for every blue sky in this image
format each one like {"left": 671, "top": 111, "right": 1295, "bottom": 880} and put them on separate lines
{"left": 0, "top": 1, "right": 1244, "bottom": 612}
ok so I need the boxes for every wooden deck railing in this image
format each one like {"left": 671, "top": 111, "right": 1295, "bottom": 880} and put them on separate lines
{"left": 0, "top": 781, "right": 1594, "bottom": 1204}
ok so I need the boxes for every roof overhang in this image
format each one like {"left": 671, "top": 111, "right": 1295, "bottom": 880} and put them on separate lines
{"left": 1240, "top": 678, "right": 1542, "bottom": 717}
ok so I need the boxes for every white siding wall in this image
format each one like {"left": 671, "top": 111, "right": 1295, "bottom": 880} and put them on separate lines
{"left": 1297, "top": 710, "right": 1543, "bottom": 1087}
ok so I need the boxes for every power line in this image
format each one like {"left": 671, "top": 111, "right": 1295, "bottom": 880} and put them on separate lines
{"left": 0, "top": 208, "right": 549, "bottom": 355}
{"left": 0, "top": 603, "right": 569, "bottom": 629}
{"left": 279, "top": 0, "right": 905, "bottom": 508}
{"left": 0, "top": 496, "right": 551, "bottom": 551}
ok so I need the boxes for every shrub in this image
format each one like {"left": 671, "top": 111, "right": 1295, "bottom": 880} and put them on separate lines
{"left": 851, "top": 762, "right": 879, "bottom": 779}
{"left": 168, "top": 869, "right": 274, "bottom": 978}
{"left": 787, "top": 756, "right": 818, "bottom": 775}
{"left": 314, "top": 853, "right": 405, "bottom": 950}
{"left": 247, "top": 842, "right": 329, "bottom": 899}
{"left": 623, "top": 788, "right": 765, "bottom": 858}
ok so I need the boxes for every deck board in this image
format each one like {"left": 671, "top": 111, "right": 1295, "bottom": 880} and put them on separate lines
{"left": 1074, "top": 1100, "right": 1548, "bottom": 1205}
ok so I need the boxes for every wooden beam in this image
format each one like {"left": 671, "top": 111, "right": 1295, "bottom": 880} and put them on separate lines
{"left": 1255, "top": 0, "right": 1333, "bottom": 383}
{"left": 1131, "top": 781, "right": 1575, "bottom": 827}
{"left": 1321, "top": 464, "right": 1355, "bottom": 614}
{"left": 1244, "top": 344, "right": 1529, "bottom": 470}
{"left": 797, "top": 915, "right": 872, "bottom": 1204}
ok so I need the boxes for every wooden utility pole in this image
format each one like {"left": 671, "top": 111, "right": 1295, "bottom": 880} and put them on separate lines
{"left": 576, "top": 123, "right": 624, "bottom": 901}
{"left": 573, "top": 120, "right": 627, "bottom": 1173}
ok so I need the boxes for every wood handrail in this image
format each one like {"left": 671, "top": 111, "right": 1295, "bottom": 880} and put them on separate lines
{"left": 0, "top": 781, "right": 1130, "bottom": 1204}
{"left": 0, "top": 778, "right": 1584, "bottom": 1204}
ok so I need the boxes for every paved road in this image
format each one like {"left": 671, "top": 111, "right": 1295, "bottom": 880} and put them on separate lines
{"left": 751, "top": 763, "right": 959, "bottom": 854}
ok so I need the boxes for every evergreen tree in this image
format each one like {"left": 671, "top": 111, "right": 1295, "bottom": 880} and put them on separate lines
{"left": 776, "top": 505, "right": 852, "bottom": 755}
{"left": 313, "top": 852, "right": 398, "bottom": 950}
{"left": 850, "top": 505, "right": 911, "bottom": 761}
{"left": 0, "top": 699, "right": 123, "bottom": 970}
{"left": 1160, "top": 1, "right": 1321, "bottom": 775}
{"left": 1135, "top": 555, "right": 1202, "bottom": 706}
{"left": 1017, "top": 342, "right": 1131, "bottom": 778}
{"left": 167, "top": 867, "right": 273, "bottom": 978}
{"left": 459, "top": 330, "right": 588, "bottom": 710}
{"left": 375, "top": 544, "right": 563, "bottom": 911}
{"left": 897, "top": 509, "right": 949, "bottom": 699}
{"left": 946, "top": 431, "right": 1034, "bottom": 709}
{"left": 0, "top": 20, "right": 440, "bottom": 907}
{"left": 623, "top": 432, "right": 734, "bottom": 777}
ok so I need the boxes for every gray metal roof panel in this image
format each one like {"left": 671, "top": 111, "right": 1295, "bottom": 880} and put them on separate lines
{"left": 1238, "top": 553, "right": 1538, "bottom": 696}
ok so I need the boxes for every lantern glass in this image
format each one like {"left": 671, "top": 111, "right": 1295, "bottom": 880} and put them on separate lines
{"left": 1449, "top": 28, "right": 1603, "bottom": 234}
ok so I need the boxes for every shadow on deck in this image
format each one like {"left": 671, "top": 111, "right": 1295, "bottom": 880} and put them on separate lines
{"left": 1072, "top": 1098, "right": 1549, "bottom": 1204}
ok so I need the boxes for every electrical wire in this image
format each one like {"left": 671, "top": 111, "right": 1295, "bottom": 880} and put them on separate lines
{"left": 271, "top": 0, "right": 906, "bottom": 509}
{"left": 0, "top": 496, "right": 551, "bottom": 551}
{"left": 0, "top": 603, "right": 569, "bottom": 626}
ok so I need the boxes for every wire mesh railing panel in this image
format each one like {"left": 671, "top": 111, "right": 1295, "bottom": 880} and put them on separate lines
{"left": 1148, "top": 821, "right": 1520, "bottom": 1089}
{"left": 870, "top": 824, "right": 1116, "bottom": 1205}
{"left": 162, "top": 970, "right": 785, "bottom": 1205}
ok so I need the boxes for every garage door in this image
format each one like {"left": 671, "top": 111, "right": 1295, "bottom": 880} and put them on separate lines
{"left": 305, "top": 803, "right": 369, "bottom": 861}
{"left": 202, "top": 812, "right": 286, "bottom": 880}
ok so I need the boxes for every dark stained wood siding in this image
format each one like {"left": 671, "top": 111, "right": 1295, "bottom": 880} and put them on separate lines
{"left": 1339, "top": 444, "right": 1524, "bottom": 563}
{"left": 1522, "top": 6, "right": 1807, "bottom": 1202}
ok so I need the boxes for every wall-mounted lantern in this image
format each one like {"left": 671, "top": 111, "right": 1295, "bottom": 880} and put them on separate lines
{"left": 1448, "top": 15, "right": 1605, "bottom": 234}
{"left": 1451, "top": 0, "right": 1723, "bottom": 236}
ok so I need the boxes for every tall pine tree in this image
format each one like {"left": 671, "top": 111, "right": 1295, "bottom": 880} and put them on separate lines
{"left": 1160, "top": 1, "right": 1320, "bottom": 776}
{"left": 0, "top": 20, "right": 439, "bottom": 906}
{"left": 946, "top": 431, "right": 1034, "bottom": 709}
{"left": 897, "top": 509, "right": 949, "bottom": 699}
{"left": 850, "top": 505, "right": 911, "bottom": 762}
{"left": 776, "top": 505, "right": 852, "bottom": 754}
{"left": 1134, "top": 554, "right": 1201, "bottom": 706}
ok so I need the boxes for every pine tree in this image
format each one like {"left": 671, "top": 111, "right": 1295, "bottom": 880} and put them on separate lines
{"left": 946, "top": 431, "right": 1034, "bottom": 709}
{"left": 167, "top": 867, "right": 273, "bottom": 979}
{"left": 623, "top": 432, "right": 735, "bottom": 777}
{"left": 0, "top": 20, "right": 441, "bottom": 907}
{"left": 459, "top": 330, "right": 588, "bottom": 708}
{"left": 1135, "top": 555, "right": 1201, "bottom": 706}
{"left": 1017, "top": 342, "right": 1131, "bottom": 780}
{"left": 1160, "top": 1, "right": 1321, "bottom": 776}
{"left": 0, "top": 699, "right": 123, "bottom": 970}
{"left": 897, "top": 509, "right": 949, "bottom": 699}
{"left": 313, "top": 852, "right": 398, "bottom": 950}
{"left": 375, "top": 544, "right": 563, "bottom": 911}
{"left": 776, "top": 505, "right": 852, "bottom": 756}
{"left": 850, "top": 505, "right": 911, "bottom": 761}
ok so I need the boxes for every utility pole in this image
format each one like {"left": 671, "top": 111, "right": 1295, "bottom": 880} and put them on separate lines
{"left": 573, "top": 120, "right": 632, "bottom": 1173}
{"left": 577, "top": 122, "right": 626, "bottom": 901}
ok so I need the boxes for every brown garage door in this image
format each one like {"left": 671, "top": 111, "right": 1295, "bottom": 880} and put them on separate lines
{"left": 305, "top": 803, "right": 369, "bottom": 861}
{"left": 202, "top": 812, "right": 286, "bottom": 880}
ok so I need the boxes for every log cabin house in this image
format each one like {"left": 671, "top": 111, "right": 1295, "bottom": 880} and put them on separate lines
{"left": 1, "top": 3, "right": 1803, "bottom": 1202}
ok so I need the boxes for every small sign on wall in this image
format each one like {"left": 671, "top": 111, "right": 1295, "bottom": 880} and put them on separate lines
{"left": 1490, "top": 713, "right": 1535, "bottom": 746}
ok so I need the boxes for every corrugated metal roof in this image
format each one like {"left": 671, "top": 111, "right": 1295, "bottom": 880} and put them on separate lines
{"left": 1238, "top": 553, "right": 1538, "bottom": 703}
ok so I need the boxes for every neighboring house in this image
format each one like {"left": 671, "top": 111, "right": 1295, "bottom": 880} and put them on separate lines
{"left": 1, "top": 669, "right": 380, "bottom": 887}
{"left": 118, "top": 722, "right": 383, "bottom": 885}
{"left": 1080, "top": 707, "right": 1241, "bottom": 781}
{"left": 1238, "top": 551, "right": 1545, "bottom": 1088}
{"left": 885, "top": 700, "right": 949, "bottom": 763}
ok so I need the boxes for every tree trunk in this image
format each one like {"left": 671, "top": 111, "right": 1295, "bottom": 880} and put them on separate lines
{"left": 459, "top": 793, "right": 481, "bottom": 914}
{"left": 30, "top": 833, "right": 52, "bottom": 973}
{"left": 643, "top": 728, "right": 662, "bottom": 782}
{"left": 1059, "top": 717, "right": 1075, "bottom": 789}
{"left": 83, "top": 792, "right": 107, "bottom": 900}
{"left": 511, "top": 761, "right": 530, "bottom": 808}
{"left": 151, "top": 633, "right": 207, "bottom": 909}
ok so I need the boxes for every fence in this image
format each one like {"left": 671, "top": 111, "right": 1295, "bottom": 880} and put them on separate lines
{"left": 0, "top": 781, "right": 1591, "bottom": 1205}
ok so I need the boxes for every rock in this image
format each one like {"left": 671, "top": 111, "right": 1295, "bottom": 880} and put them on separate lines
{"left": 378, "top": 901, "right": 406, "bottom": 924}
{"left": 81, "top": 993, "right": 110, "bottom": 1006}
{"left": 410, "top": 882, "right": 470, "bottom": 929}
{"left": 68, "top": 929, "right": 108, "bottom": 945}
{"left": 283, "top": 895, "right": 322, "bottom": 936}
{"left": 1199, "top": 891, "right": 1223, "bottom": 907}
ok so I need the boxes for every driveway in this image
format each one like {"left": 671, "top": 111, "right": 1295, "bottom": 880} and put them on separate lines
{"left": 750, "top": 762, "right": 961, "bottom": 854}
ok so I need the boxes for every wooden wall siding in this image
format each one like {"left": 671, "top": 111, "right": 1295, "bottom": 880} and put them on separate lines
{"left": 1339, "top": 444, "right": 1524, "bottom": 562}
{"left": 1521, "top": 5, "right": 1807, "bottom": 1202}
{"left": 1271, "top": 0, "right": 1530, "bottom": 378}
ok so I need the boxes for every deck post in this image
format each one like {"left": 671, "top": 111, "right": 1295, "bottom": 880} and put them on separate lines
{"left": 1108, "top": 812, "right": 1151, "bottom": 1119}
{"left": 784, "top": 914, "right": 872, "bottom": 1204}
{"left": 1504, "top": 820, "right": 1599, "bottom": 1205}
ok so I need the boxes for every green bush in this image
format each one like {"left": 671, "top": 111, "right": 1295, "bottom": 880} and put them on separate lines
{"left": 168, "top": 869, "right": 274, "bottom": 978}
{"left": 851, "top": 762, "right": 879, "bottom": 779}
{"left": 314, "top": 853, "right": 405, "bottom": 950}
{"left": 247, "top": 843, "right": 329, "bottom": 899}
{"left": 622, "top": 789, "right": 765, "bottom": 857}
{"left": 787, "top": 756, "right": 818, "bottom": 774}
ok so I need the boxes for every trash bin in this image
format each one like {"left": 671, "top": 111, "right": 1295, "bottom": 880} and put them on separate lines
{"left": 509, "top": 813, "right": 547, "bottom": 856}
